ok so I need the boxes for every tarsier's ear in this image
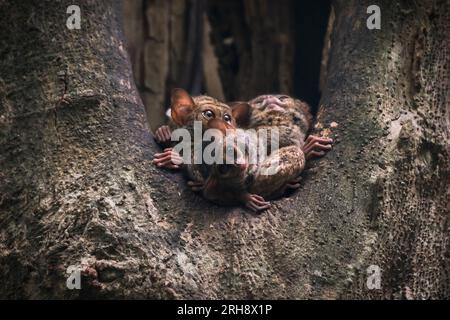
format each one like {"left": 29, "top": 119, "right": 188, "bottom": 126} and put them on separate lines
{"left": 170, "top": 88, "right": 195, "bottom": 126}
{"left": 229, "top": 102, "right": 251, "bottom": 127}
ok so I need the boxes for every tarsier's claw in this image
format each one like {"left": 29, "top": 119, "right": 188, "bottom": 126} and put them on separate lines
{"left": 245, "top": 194, "right": 271, "bottom": 212}
{"left": 303, "top": 135, "right": 333, "bottom": 160}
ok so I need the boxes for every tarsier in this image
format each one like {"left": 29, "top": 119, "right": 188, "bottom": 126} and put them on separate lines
{"left": 153, "top": 90, "right": 333, "bottom": 212}
{"left": 153, "top": 89, "right": 249, "bottom": 189}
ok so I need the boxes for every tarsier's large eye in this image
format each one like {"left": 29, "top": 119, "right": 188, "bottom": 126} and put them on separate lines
{"left": 202, "top": 110, "right": 215, "bottom": 119}
{"left": 223, "top": 114, "right": 232, "bottom": 123}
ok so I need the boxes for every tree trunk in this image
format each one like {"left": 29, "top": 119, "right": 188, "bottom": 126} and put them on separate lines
{"left": 324, "top": 0, "right": 449, "bottom": 299}
{"left": 0, "top": 0, "right": 448, "bottom": 299}
{"left": 122, "top": 0, "right": 225, "bottom": 132}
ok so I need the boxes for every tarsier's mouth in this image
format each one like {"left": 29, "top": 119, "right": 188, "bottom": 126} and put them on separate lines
{"left": 213, "top": 161, "right": 248, "bottom": 178}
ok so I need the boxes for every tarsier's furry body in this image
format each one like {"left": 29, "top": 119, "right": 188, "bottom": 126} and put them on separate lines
{"left": 153, "top": 89, "right": 332, "bottom": 212}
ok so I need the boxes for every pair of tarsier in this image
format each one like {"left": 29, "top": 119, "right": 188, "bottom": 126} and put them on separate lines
{"left": 152, "top": 89, "right": 333, "bottom": 212}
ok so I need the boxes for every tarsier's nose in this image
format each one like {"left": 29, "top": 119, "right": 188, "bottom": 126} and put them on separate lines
{"left": 207, "top": 118, "right": 233, "bottom": 134}
{"left": 265, "top": 96, "right": 281, "bottom": 104}
{"left": 262, "top": 96, "right": 286, "bottom": 111}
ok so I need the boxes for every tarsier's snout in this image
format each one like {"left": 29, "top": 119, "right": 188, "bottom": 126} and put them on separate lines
{"left": 207, "top": 118, "right": 235, "bottom": 133}
{"left": 205, "top": 118, "right": 247, "bottom": 176}
{"left": 212, "top": 136, "right": 247, "bottom": 179}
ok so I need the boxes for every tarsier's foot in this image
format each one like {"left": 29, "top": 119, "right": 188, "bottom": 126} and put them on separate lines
{"left": 154, "top": 125, "right": 172, "bottom": 145}
{"left": 152, "top": 148, "right": 182, "bottom": 170}
{"left": 303, "top": 135, "right": 333, "bottom": 160}
{"left": 286, "top": 176, "right": 302, "bottom": 190}
{"left": 245, "top": 194, "right": 271, "bottom": 212}
{"left": 187, "top": 180, "right": 205, "bottom": 192}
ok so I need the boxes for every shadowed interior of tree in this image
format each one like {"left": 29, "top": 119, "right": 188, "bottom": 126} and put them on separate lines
{"left": 123, "top": 0, "right": 332, "bottom": 130}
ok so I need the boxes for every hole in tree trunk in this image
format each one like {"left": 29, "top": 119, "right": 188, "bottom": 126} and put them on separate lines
{"left": 293, "top": 1, "right": 332, "bottom": 114}
{"left": 123, "top": 1, "right": 333, "bottom": 129}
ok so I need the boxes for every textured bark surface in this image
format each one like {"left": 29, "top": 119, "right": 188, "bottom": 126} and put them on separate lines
{"left": 0, "top": 0, "right": 449, "bottom": 299}
{"left": 328, "top": 0, "right": 449, "bottom": 299}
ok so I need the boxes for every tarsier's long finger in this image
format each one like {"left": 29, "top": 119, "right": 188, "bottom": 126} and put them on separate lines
{"left": 157, "top": 156, "right": 182, "bottom": 167}
{"left": 153, "top": 154, "right": 172, "bottom": 163}
{"left": 187, "top": 181, "right": 204, "bottom": 191}
{"left": 303, "top": 142, "right": 332, "bottom": 160}
{"left": 162, "top": 126, "right": 171, "bottom": 141}
{"left": 154, "top": 126, "right": 172, "bottom": 144}
{"left": 247, "top": 194, "right": 271, "bottom": 209}
{"left": 303, "top": 140, "right": 332, "bottom": 153}
{"left": 251, "top": 194, "right": 265, "bottom": 202}
{"left": 286, "top": 183, "right": 301, "bottom": 189}
{"left": 154, "top": 150, "right": 182, "bottom": 164}
{"left": 246, "top": 203, "right": 261, "bottom": 212}
{"left": 305, "top": 135, "right": 333, "bottom": 144}
{"left": 251, "top": 199, "right": 269, "bottom": 207}
{"left": 289, "top": 176, "right": 302, "bottom": 183}
{"left": 153, "top": 158, "right": 171, "bottom": 167}
{"left": 153, "top": 154, "right": 181, "bottom": 168}
{"left": 246, "top": 202, "right": 264, "bottom": 212}
{"left": 246, "top": 200, "right": 271, "bottom": 212}
{"left": 312, "top": 142, "right": 332, "bottom": 151}
{"left": 154, "top": 149, "right": 172, "bottom": 157}
{"left": 154, "top": 158, "right": 180, "bottom": 169}
{"left": 189, "top": 183, "right": 204, "bottom": 192}
{"left": 154, "top": 129, "right": 164, "bottom": 142}
{"left": 159, "top": 149, "right": 182, "bottom": 162}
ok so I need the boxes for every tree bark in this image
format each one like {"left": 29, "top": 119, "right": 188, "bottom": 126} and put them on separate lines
{"left": 319, "top": 0, "right": 450, "bottom": 299}
{"left": 0, "top": 0, "right": 448, "bottom": 299}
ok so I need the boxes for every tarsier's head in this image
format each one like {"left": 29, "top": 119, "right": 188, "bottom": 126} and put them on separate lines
{"left": 248, "top": 94, "right": 298, "bottom": 113}
{"left": 170, "top": 88, "right": 251, "bottom": 185}
{"left": 170, "top": 88, "right": 249, "bottom": 130}
{"left": 202, "top": 138, "right": 249, "bottom": 204}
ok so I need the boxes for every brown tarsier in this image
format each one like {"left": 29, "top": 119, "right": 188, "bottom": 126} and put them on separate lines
{"left": 152, "top": 89, "right": 249, "bottom": 189}
{"left": 153, "top": 91, "right": 333, "bottom": 212}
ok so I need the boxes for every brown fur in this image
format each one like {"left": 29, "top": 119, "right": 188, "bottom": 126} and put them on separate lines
{"left": 203, "top": 94, "right": 312, "bottom": 207}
